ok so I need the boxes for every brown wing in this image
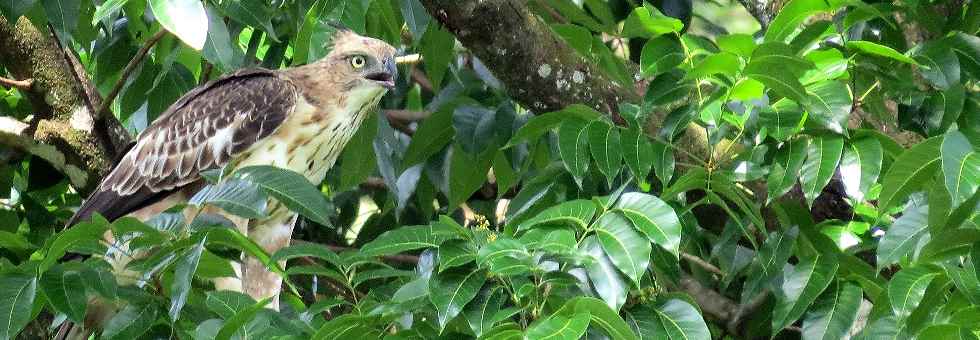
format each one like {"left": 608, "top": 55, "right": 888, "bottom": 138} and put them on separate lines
{"left": 67, "top": 68, "right": 298, "bottom": 227}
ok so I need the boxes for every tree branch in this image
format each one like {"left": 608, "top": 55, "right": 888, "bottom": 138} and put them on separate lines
{"left": 0, "top": 16, "right": 128, "bottom": 194}
{"left": 419, "top": 0, "right": 640, "bottom": 120}
{"left": 0, "top": 76, "right": 32, "bottom": 89}
{"left": 96, "top": 30, "right": 167, "bottom": 118}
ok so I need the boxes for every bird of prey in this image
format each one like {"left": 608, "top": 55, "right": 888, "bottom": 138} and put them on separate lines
{"left": 58, "top": 28, "right": 397, "bottom": 337}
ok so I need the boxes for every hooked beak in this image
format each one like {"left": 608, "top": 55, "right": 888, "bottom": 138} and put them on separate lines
{"left": 365, "top": 57, "right": 398, "bottom": 89}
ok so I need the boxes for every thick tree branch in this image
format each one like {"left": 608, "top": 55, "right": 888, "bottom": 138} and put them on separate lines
{"left": 419, "top": 0, "right": 640, "bottom": 120}
{"left": 0, "top": 16, "right": 128, "bottom": 194}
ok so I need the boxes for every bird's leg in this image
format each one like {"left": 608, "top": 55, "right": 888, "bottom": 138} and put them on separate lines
{"left": 242, "top": 212, "right": 297, "bottom": 310}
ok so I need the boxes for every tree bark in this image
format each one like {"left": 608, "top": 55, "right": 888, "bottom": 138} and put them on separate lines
{"left": 0, "top": 16, "right": 129, "bottom": 195}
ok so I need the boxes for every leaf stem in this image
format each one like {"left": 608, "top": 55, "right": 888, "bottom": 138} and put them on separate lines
{"left": 97, "top": 30, "right": 167, "bottom": 118}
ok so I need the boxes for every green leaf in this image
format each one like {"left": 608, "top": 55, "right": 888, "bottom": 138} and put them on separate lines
{"left": 201, "top": 5, "right": 243, "bottom": 72}
{"left": 421, "top": 24, "right": 455, "bottom": 90}
{"left": 351, "top": 268, "right": 413, "bottom": 287}
{"left": 91, "top": 0, "right": 128, "bottom": 25}
{"left": 588, "top": 121, "right": 623, "bottom": 187}
{"left": 0, "top": 274, "right": 36, "bottom": 340}
{"left": 42, "top": 0, "right": 78, "bottom": 33}
{"left": 759, "top": 100, "right": 806, "bottom": 141}
{"left": 478, "top": 237, "right": 533, "bottom": 276}
{"left": 802, "top": 282, "right": 863, "bottom": 340}
{"left": 40, "top": 264, "right": 87, "bottom": 323}
{"left": 877, "top": 205, "right": 929, "bottom": 267}
{"left": 621, "top": 126, "right": 654, "bottom": 189}
{"left": 554, "top": 297, "right": 639, "bottom": 340}
{"left": 745, "top": 43, "right": 813, "bottom": 105}
{"left": 651, "top": 140, "right": 675, "bottom": 187}
{"left": 771, "top": 254, "right": 839, "bottom": 334}
{"left": 448, "top": 143, "right": 494, "bottom": 209}
{"left": 403, "top": 106, "right": 454, "bottom": 167}
{"left": 800, "top": 135, "right": 844, "bottom": 206}
{"left": 206, "top": 290, "right": 255, "bottom": 319}
{"left": 613, "top": 192, "right": 681, "bottom": 256}
{"left": 361, "top": 224, "right": 460, "bottom": 257}
{"left": 649, "top": 299, "right": 711, "bottom": 340}
{"left": 271, "top": 243, "right": 342, "bottom": 269}
{"left": 764, "top": 0, "right": 835, "bottom": 43}
{"left": 149, "top": 0, "right": 208, "bottom": 50}
{"left": 216, "top": 0, "right": 278, "bottom": 42}
{"left": 846, "top": 41, "right": 920, "bottom": 65}
{"left": 453, "top": 106, "right": 496, "bottom": 155}
{"left": 879, "top": 137, "right": 943, "bottom": 212}
{"left": 41, "top": 217, "right": 109, "bottom": 271}
{"left": 429, "top": 269, "right": 487, "bottom": 329}
{"left": 400, "top": 0, "right": 430, "bottom": 39}
{"left": 685, "top": 52, "right": 740, "bottom": 80}
{"left": 840, "top": 137, "right": 883, "bottom": 202}
{"left": 621, "top": 4, "right": 683, "bottom": 38}
{"left": 717, "top": 33, "right": 757, "bottom": 58}
{"left": 464, "top": 288, "right": 505, "bottom": 337}
{"left": 215, "top": 297, "right": 271, "bottom": 340}
{"left": 189, "top": 179, "right": 267, "bottom": 219}
{"left": 915, "top": 40, "right": 961, "bottom": 90}
{"left": 640, "top": 36, "right": 684, "bottom": 77}
{"left": 805, "top": 80, "right": 852, "bottom": 134}
{"left": 742, "top": 227, "right": 799, "bottom": 304}
{"left": 339, "top": 114, "right": 378, "bottom": 190}
{"left": 553, "top": 23, "right": 593, "bottom": 56}
{"left": 595, "top": 212, "right": 651, "bottom": 286}
{"left": 944, "top": 32, "right": 980, "bottom": 79}
{"left": 506, "top": 105, "right": 602, "bottom": 148}
{"left": 526, "top": 311, "right": 591, "bottom": 340}
{"left": 941, "top": 130, "right": 980, "bottom": 208}
{"left": 768, "top": 137, "right": 810, "bottom": 202}
{"left": 558, "top": 118, "right": 592, "bottom": 187}
{"left": 518, "top": 199, "right": 597, "bottom": 232}
{"left": 311, "top": 315, "right": 380, "bottom": 339}
{"left": 233, "top": 165, "right": 332, "bottom": 226}
{"left": 581, "top": 236, "right": 628, "bottom": 310}
{"left": 169, "top": 235, "right": 206, "bottom": 320}
{"left": 800, "top": 49, "right": 848, "bottom": 84}
{"left": 888, "top": 266, "right": 940, "bottom": 318}
{"left": 102, "top": 303, "right": 159, "bottom": 340}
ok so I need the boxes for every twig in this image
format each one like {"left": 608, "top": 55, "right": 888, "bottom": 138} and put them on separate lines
{"left": 96, "top": 30, "right": 167, "bottom": 117}
{"left": 681, "top": 252, "right": 723, "bottom": 276}
{"left": 359, "top": 177, "right": 387, "bottom": 190}
{"left": 0, "top": 76, "right": 31, "bottom": 89}
{"left": 395, "top": 54, "right": 421, "bottom": 65}
{"left": 533, "top": 0, "right": 568, "bottom": 24}
{"left": 410, "top": 67, "right": 434, "bottom": 92}
{"left": 387, "top": 117, "right": 415, "bottom": 136}
{"left": 385, "top": 109, "right": 430, "bottom": 121}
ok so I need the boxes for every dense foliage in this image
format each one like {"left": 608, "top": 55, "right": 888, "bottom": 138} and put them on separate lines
{"left": 0, "top": 0, "right": 978, "bottom": 339}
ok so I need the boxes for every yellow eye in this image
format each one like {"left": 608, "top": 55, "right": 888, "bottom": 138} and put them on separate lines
{"left": 350, "top": 55, "right": 366, "bottom": 68}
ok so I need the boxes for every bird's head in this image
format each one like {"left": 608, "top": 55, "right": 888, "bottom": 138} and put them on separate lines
{"left": 323, "top": 29, "right": 398, "bottom": 91}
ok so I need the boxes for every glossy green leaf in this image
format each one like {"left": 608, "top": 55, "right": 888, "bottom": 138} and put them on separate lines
{"left": 311, "top": 314, "right": 380, "bottom": 339}
{"left": 651, "top": 299, "right": 711, "bottom": 340}
{"left": 847, "top": 41, "right": 920, "bottom": 65}
{"left": 800, "top": 135, "right": 844, "bottom": 206}
{"left": 613, "top": 192, "right": 681, "bottom": 256}
{"left": 558, "top": 118, "right": 592, "bottom": 186}
{"left": 169, "top": 235, "right": 206, "bottom": 320}
{"left": 554, "top": 297, "right": 639, "bottom": 340}
{"left": 745, "top": 43, "right": 813, "bottom": 106}
{"left": 764, "top": 0, "right": 834, "bottom": 43}
{"left": 805, "top": 80, "right": 852, "bottom": 134}
{"left": 206, "top": 290, "right": 255, "bottom": 319}
{"left": 421, "top": 24, "right": 455, "bottom": 90}
{"left": 42, "top": 0, "right": 78, "bottom": 33}
{"left": 202, "top": 5, "right": 243, "bottom": 72}
{"left": 339, "top": 114, "right": 378, "bottom": 190}
{"left": 102, "top": 303, "right": 159, "bottom": 340}
{"left": 400, "top": 0, "right": 430, "bottom": 40}
{"left": 840, "top": 137, "right": 883, "bottom": 202}
{"left": 877, "top": 205, "right": 929, "bottom": 267}
{"left": 40, "top": 264, "right": 87, "bottom": 323}
{"left": 768, "top": 137, "right": 810, "bottom": 202}
{"left": 942, "top": 130, "right": 980, "bottom": 208}
{"left": 149, "top": 0, "right": 208, "bottom": 50}
{"left": 742, "top": 227, "right": 799, "bottom": 304}
{"left": 217, "top": 0, "right": 277, "bottom": 42}
{"left": 758, "top": 100, "right": 806, "bottom": 141}
{"left": 589, "top": 121, "right": 623, "bottom": 187}
{"left": 525, "top": 311, "right": 591, "bottom": 339}
{"left": 581, "top": 236, "right": 628, "bottom": 310}
{"left": 595, "top": 212, "right": 651, "bottom": 286}
{"left": 771, "top": 254, "right": 839, "bottom": 334}
{"left": 189, "top": 179, "right": 267, "bottom": 219}
{"left": 215, "top": 297, "right": 271, "bottom": 340}
{"left": 506, "top": 105, "right": 602, "bottom": 148}
{"left": 640, "top": 36, "right": 684, "bottom": 77}
{"left": 429, "top": 269, "right": 487, "bottom": 329}
{"left": 518, "top": 199, "right": 597, "bottom": 232}
{"left": 621, "top": 4, "right": 683, "bottom": 38}
{"left": 234, "top": 165, "right": 332, "bottom": 226}
{"left": 439, "top": 240, "right": 477, "bottom": 272}
{"left": 361, "top": 224, "right": 460, "bottom": 257}
{"left": 651, "top": 140, "right": 675, "bottom": 187}
{"left": 879, "top": 137, "right": 943, "bottom": 212}
{"left": 464, "top": 288, "right": 505, "bottom": 337}
{"left": 478, "top": 238, "right": 533, "bottom": 276}
{"left": 403, "top": 106, "right": 454, "bottom": 167}
{"left": 802, "top": 281, "right": 863, "bottom": 340}
{"left": 620, "top": 126, "right": 655, "bottom": 189}
{"left": 800, "top": 49, "right": 848, "bottom": 85}
{"left": 888, "top": 266, "right": 940, "bottom": 318}
{"left": 91, "top": 0, "right": 128, "bottom": 24}
{"left": 453, "top": 106, "right": 496, "bottom": 155}
{"left": 0, "top": 274, "right": 35, "bottom": 340}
